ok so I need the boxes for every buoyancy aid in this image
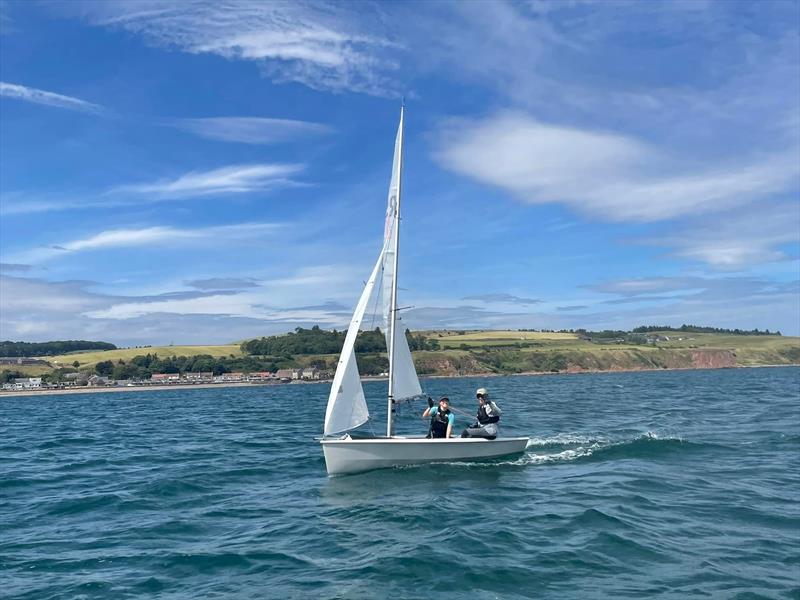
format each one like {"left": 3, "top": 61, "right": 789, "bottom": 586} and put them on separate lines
{"left": 430, "top": 408, "right": 451, "bottom": 437}
{"left": 477, "top": 403, "right": 500, "bottom": 425}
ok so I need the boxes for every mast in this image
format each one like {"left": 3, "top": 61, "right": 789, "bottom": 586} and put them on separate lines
{"left": 386, "top": 104, "right": 404, "bottom": 437}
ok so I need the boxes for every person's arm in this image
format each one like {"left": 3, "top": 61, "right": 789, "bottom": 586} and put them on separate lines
{"left": 422, "top": 396, "right": 434, "bottom": 419}
{"left": 423, "top": 405, "right": 436, "bottom": 419}
{"left": 446, "top": 413, "right": 454, "bottom": 438}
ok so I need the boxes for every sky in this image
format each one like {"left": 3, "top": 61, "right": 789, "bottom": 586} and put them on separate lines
{"left": 0, "top": 0, "right": 798, "bottom": 345}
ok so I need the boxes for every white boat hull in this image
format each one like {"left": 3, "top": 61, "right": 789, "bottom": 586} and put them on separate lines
{"left": 321, "top": 436, "right": 530, "bottom": 476}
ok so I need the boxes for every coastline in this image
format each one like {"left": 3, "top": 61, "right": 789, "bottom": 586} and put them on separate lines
{"left": 0, "top": 381, "right": 279, "bottom": 398}
{"left": 1, "top": 364, "right": 796, "bottom": 398}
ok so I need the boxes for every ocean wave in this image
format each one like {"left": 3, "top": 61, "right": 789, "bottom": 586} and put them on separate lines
{"left": 384, "top": 432, "right": 704, "bottom": 471}
{"left": 37, "top": 436, "right": 98, "bottom": 449}
{"left": 508, "top": 432, "right": 726, "bottom": 467}
{"left": 526, "top": 433, "right": 611, "bottom": 447}
{"left": 47, "top": 492, "right": 123, "bottom": 516}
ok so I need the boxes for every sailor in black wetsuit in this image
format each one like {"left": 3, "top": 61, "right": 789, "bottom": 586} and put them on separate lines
{"left": 422, "top": 397, "right": 454, "bottom": 439}
{"left": 460, "top": 388, "right": 501, "bottom": 439}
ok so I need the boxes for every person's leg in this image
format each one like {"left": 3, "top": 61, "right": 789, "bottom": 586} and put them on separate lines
{"left": 460, "top": 426, "right": 493, "bottom": 439}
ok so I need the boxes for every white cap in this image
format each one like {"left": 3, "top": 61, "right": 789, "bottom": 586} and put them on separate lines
{"left": 476, "top": 388, "right": 488, "bottom": 398}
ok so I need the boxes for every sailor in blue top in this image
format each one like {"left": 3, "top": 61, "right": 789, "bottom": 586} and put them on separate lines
{"left": 422, "top": 397, "right": 454, "bottom": 438}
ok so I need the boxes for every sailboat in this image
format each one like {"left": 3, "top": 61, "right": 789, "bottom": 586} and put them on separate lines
{"left": 320, "top": 106, "right": 529, "bottom": 476}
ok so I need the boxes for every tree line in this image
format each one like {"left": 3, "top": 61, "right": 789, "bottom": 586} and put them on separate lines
{"left": 0, "top": 340, "right": 117, "bottom": 357}
{"left": 632, "top": 325, "right": 781, "bottom": 336}
{"left": 92, "top": 353, "right": 295, "bottom": 380}
{"left": 91, "top": 350, "right": 392, "bottom": 379}
{"left": 240, "top": 326, "right": 440, "bottom": 356}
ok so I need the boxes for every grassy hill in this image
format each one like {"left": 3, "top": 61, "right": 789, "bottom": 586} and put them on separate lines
{"left": 1, "top": 331, "right": 795, "bottom": 381}
{"left": 236, "top": 330, "right": 799, "bottom": 376}
{"left": 45, "top": 345, "right": 242, "bottom": 369}
{"left": 414, "top": 330, "right": 799, "bottom": 374}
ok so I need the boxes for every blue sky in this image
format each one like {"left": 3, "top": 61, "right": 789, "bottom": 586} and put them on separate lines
{"left": 0, "top": 0, "right": 798, "bottom": 345}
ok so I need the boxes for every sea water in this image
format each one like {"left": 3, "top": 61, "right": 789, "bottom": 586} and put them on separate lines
{"left": 1, "top": 367, "right": 798, "bottom": 599}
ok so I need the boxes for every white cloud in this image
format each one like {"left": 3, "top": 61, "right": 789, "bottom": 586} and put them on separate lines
{"left": 169, "top": 116, "right": 332, "bottom": 144}
{"left": 6, "top": 222, "right": 281, "bottom": 264}
{"left": 0, "top": 81, "right": 104, "bottom": 113}
{"left": 185, "top": 277, "right": 260, "bottom": 290}
{"left": 402, "top": 274, "right": 800, "bottom": 335}
{"left": 462, "top": 293, "right": 541, "bottom": 305}
{"left": 586, "top": 277, "right": 706, "bottom": 297}
{"left": 112, "top": 163, "right": 304, "bottom": 197}
{"left": 434, "top": 112, "right": 799, "bottom": 223}
{"left": 81, "top": 264, "right": 358, "bottom": 322}
{"left": 3, "top": 269, "right": 798, "bottom": 344}
{"left": 84, "top": 292, "right": 261, "bottom": 320}
{"left": 1, "top": 163, "right": 305, "bottom": 216}
{"left": 0, "top": 269, "right": 358, "bottom": 344}
{"left": 63, "top": 1, "right": 400, "bottom": 96}
{"left": 576, "top": 275, "right": 800, "bottom": 333}
{"left": 648, "top": 202, "right": 800, "bottom": 269}
{"left": 63, "top": 226, "right": 190, "bottom": 251}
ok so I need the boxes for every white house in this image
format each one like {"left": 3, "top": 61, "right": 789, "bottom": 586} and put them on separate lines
{"left": 14, "top": 377, "right": 42, "bottom": 389}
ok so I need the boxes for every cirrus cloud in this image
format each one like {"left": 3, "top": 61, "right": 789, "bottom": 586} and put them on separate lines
{"left": 169, "top": 116, "right": 332, "bottom": 144}
{"left": 112, "top": 163, "right": 304, "bottom": 198}
{"left": 59, "top": 0, "right": 401, "bottom": 96}
{"left": 0, "top": 81, "right": 105, "bottom": 114}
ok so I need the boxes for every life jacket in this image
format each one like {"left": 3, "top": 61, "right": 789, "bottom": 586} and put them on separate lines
{"left": 477, "top": 403, "right": 500, "bottom": 425}
{"left": 430, "top": 408, "right": 451, "bottom": 436}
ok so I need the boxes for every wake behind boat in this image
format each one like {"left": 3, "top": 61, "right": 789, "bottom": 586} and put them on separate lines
{"left": 320, "top": 106, "right": 529, "bottom": 476}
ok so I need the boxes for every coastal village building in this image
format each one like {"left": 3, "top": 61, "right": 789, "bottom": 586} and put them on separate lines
{"left": 150, "top": 373, "right": 180, "bottom": 383}
{"left": 275, "top": 368, "right": 301, "bottom": 381}
{"left": 248, "top": 372, "right": 274, "bottom": 382}
{"left": 184, "top": 372, "right": 213, "bottom": 383}
{"left": 63, "top": 372, "right": 86, "bottom": 386}
{"left": 220, "top": 372, "right": 245, "bottom": 382}
{"left": 301, "top": 367, "right": 321, "bottom": 380}
{"left": 1, "top": 377, "right": 43, "bottom": 390}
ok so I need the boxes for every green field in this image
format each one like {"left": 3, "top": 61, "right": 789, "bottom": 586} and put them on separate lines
{"left": 0, "top": 363, "right": 54, "bottom": 377}
{"left": 46, "top": 345, "right": 242, "bottom": 368}
{"left": 293, "top": 331, "right": 799, "bottom": 375}
{"left": 432, "top": 330, "right": 579, "bottom": 349}
{"left": 416, "top": 330, "right": 800, "bottom": 374}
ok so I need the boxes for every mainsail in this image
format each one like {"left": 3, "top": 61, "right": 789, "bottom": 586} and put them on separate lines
{"left": 381, "top": 112, "right": 422, "bottom": 402}
{"left": 323, "top": 106, "right": 421, "bottom": 437}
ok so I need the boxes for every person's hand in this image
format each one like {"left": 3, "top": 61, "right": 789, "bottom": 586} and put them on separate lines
{"left": 427, "top": 396, "right": 434, "bottom": 408}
